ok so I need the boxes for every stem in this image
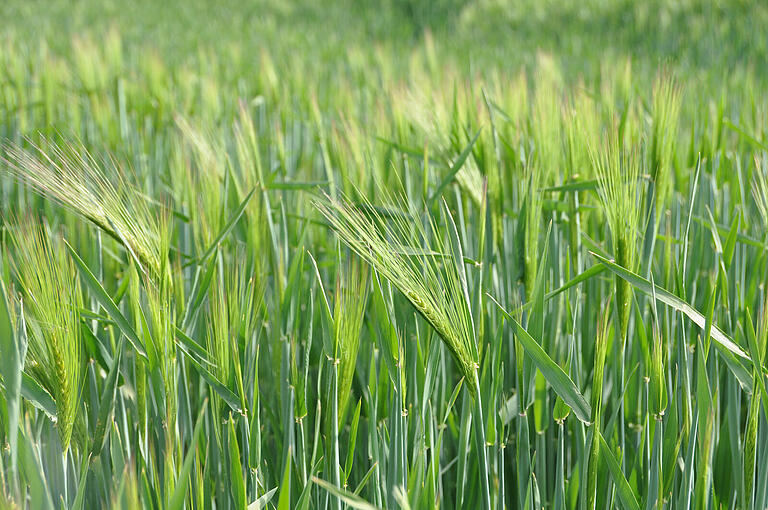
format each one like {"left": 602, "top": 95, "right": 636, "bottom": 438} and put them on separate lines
{"left": 619, "top": 344, "right": 626, "bottom": 471}
{"left": 641, "top": 180, "right": 659, "bottom": 279}
{"left": 616, "top": 236, "right": 631, "bottom": 471}
{"left": 62, "top": 450, "right": 69, "bottom": 505}
{"left": 298, "top": 420, "right": 307, "bottom": 484}
{"left": 586, "top": 427, "right": 599, "bottom": 510}
{"left": 473, "top": 372, "right": 492, "bottom": 510}
{"left": 332, "top": 361, "right": 341, "bottom": 510}
{"left": 555, "top": 422, "right": 565, "bottom": 509}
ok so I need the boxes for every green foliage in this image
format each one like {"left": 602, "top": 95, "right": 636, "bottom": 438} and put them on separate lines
{"left": 1, "top": 2, "right": 768, "bottom": 509}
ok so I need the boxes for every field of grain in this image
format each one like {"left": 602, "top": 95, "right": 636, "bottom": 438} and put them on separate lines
{"left": 1, "top": 1, "right": 768, "bottom": 509}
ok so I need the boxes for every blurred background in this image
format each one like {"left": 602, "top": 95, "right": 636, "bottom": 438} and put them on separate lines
{"left": 3, "top": 0, "right": 767, "bottom": 86}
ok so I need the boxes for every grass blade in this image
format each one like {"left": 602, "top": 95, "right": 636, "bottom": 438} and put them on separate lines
{"left": 65, "top": 241, "right": 147, "bottom": 360}
{"left": 488, "top": 294, "right": 591, "bottom": 423}
{"left": 590, "top": 252, "right": 753, "bottom": 386}
{"left": 429, "top": 129, "right": 482, "bottom": 205}
{"left": 0, "top": 281, "right": 24, "bottom": 493}
{"left": 247, "top": 488, "right": 277, "bottom": 510}
{"left": 91, "top": 337, "right": 125, "bottom": 456}
{"left": 71, "top": 453, "right": 92, "bottom": 510}
{"left": 168, "top": 399, "right": 208, "bottom": 510}
{"left": 20, "top": 372, "right": 57, "bottom": 418}
{"left": 312, "top": 477, "right": 382, "bottom": 510}
{"left": 598, "top": 431, "right": 640, "bottom": 510}
{"left": 228, "top": 417, "right": 247, "bottom": 510}
{"left": 198, "top": 188, "right": 255, "bottom": 263}
{"left": 277, "top": 448, "right": 292, "bottom": 510}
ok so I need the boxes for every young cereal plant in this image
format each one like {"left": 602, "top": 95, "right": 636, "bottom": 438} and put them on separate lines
{"left": 8, "top": 220, "right": 84, "bottom": 453}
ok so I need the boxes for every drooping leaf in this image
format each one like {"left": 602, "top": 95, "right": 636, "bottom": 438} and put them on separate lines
{"left": 489, "top": 294, "right": 591, "bottom": 423}
{"left": 312, "top": 476, "right": 382, "bottom": 510}
{"left": 65, "top": 241, "right": 147, "bottom": 360}
{"left": 591, "top": 252, "right": 753, "bottom": 390}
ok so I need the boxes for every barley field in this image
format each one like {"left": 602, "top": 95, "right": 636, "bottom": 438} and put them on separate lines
{"left": 1, "top": 1, "right": 768, "bottom": 509}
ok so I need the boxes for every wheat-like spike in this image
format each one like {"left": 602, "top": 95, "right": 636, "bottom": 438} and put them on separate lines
{"left": 650, "top": 72, "right": 681, "bottom": 210}
{"left": 334, "top": 259, "right": 369, "bottom": 423}
{"left": 315, "top": 190, "right": 478, "bottom": 389}
{"left": 175, "top": 117, "right": 227, "bottom": 251}
{"left": 752, "top": 155, "right": 768, "bottom": 228}
{"left": 8, "top": 220, "right": 83, "bottom": 452}
{"left": 2, "top": 140, "right": 163, "bottom": 278}
{"left": 590, "top": 129, "right": 641, "bottom": 340}
{"left": 207, "top": 251, "right": 263, "bottom": 420}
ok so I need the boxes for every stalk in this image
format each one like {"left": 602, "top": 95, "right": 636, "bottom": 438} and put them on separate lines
{"left": 554, "top": 422, "right": 566, "bottom": 510}
{"left": 616, "top": 237, "right": 632, "bottom": 343}
{"left": 587, "top": 303, "right": 610, "bottom": 509}
{"left": 616, "top": 232, "right": 633, "bottom": 463}
{"left": 591, "top": 131, "right": 640, "bottom": 470}
{"left": 744, "top": 305, "right": 767, "bottom": 509}
{"left": 743, "top": 380, "right": 760, "bottom": 509}
{"left": 586, "top": 429, "right": 600, "bottom": 510}
{"left": 331, "top": 360, "right": 342, "bottom": 510}
{"left": 515, "top": 320, "right": 530, "bottom": 510}
{"left": 649, "top": 415, "right": 664, "bottom": 509}
{"left": 648, "top": 322, "right": 666, "bottom": 509}
{"left": 62, "top": 451, "right": 68, "bottom": 505}
{"left": 136, "top": 358, "right": 147, "bottom": 440}
{"left": 473, "top": 372, "right": 492, "bottom": 510}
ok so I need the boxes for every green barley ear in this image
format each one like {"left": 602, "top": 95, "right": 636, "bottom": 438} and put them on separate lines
{"left": 72, "top": 35, "right": 108, "bottom": 93}
{"left": 564, "top": 87, "right": 600, "bottom": 180}
{"left": 175, "top": 117, "right": 226, "bottom": 253}
{"left": 562, "top": 87, "right": 600, "bottom": 269}
{"left": 751, "top": 155, "right": 768, "bottom": 228}
{"left": 649, "top": 72, "right": 681, "bottom": 212}
{"left": 333, "top": 259, "right": 369, "bottom": 425}
{"left": 143, "top": 260, "right": 178, "bottom": 456}
{"left": 208, "top": 273, "right": 233, "bottom": 409}
{"left": 2, "top": 140, "right": 164, "bottom": 279}
{"left": 531, "top": 53, "right": 563, "bottom": 182}
{"left": 8, "top": 220, "right": 83, "bottom": 452}
{"left": 154, "top": 214, "right": 176, "bottom": 358}
{"left": 521, "top": 162, "right": 543, "bottom": 301}
{"left": 207, "top": 255, "right": 261, "bottom": 419}
{"left": 314, "top": 191, "right": 478, "bottom": 393}
{"left": 590, "top": 129, "right": 641, "bottom": 342}
{"left": 496, "top": 70, "right": 529, "bottom": 149}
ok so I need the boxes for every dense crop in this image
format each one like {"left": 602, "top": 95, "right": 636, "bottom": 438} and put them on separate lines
{"left": 1, "top": 1, "right": 768, "bottom": 509}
